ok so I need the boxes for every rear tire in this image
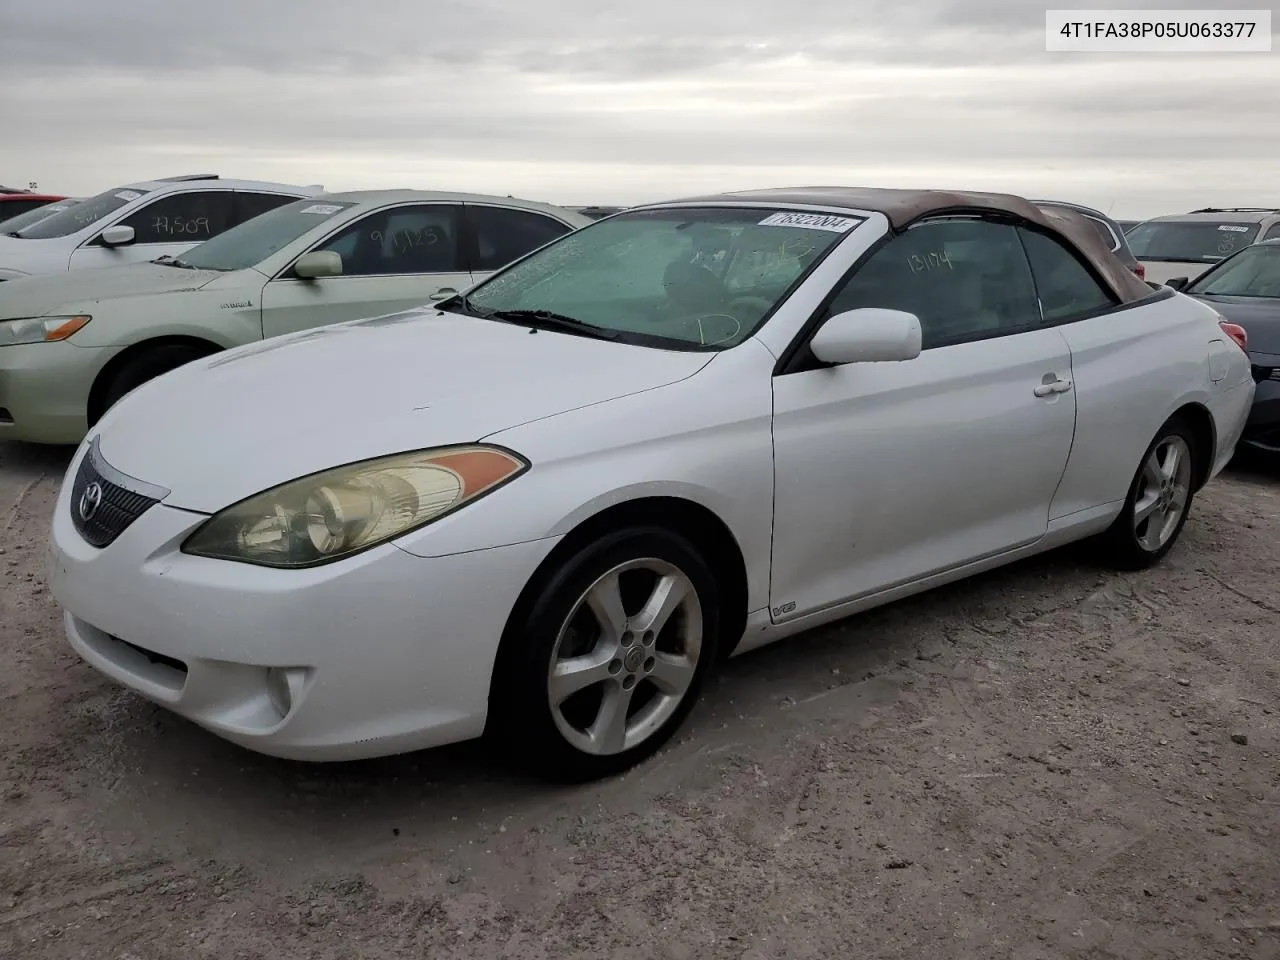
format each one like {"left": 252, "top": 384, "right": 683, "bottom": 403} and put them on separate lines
{"left": 487, "top": 527, "right": 721, "bottom": 782}
{"left": 92, "top": 345, "right": 211, "bottom": 425}
{"left": 1094, "top": 416, "right": 1198, "bottom": 570}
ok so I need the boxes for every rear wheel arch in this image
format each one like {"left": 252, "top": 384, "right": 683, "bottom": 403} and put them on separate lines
{"left": 1170, "top": 401, "right": 1215, "bottom": 491}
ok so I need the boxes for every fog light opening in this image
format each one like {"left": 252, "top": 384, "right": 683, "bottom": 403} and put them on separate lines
{"left": 266, "top": 667, "right": 299, "bottom": 719}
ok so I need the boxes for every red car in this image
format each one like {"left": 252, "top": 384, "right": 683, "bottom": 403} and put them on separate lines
{"left": 0, "top": 191, "right": 68, "bottom": 225}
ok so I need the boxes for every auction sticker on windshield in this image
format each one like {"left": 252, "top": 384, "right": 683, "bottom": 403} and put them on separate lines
{"left": 758, "top": 212, "right": 861, "bottom": 232}
{"left": 299, "top": 204, "right": 345, "bottom": 216}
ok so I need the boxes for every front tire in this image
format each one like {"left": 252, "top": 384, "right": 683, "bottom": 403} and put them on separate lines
{"left": 1095, "top": 416, "right": 1198, "bottom": 570}
{"left": 488, "top": 527, "right": 721, "bottom": 782}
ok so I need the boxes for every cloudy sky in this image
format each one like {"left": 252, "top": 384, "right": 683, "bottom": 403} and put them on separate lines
{"left": 3, "top": 0, "right": 1277, "bottom": 218}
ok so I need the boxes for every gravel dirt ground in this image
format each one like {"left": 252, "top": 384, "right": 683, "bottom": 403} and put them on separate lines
{"left": 2, "top": 438, "right": 1279, "bottom": 960}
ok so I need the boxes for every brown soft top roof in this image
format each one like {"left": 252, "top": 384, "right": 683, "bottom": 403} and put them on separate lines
{"left": 661, "top": 186, "right": 1152, "bottom": 303}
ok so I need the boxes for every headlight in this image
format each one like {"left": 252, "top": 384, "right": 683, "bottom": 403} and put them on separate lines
{"left": 0, "top": 315, "right": 91, "bottom": 346}
{"left": 182, "top": 445, "right": 528, "bottom": 568}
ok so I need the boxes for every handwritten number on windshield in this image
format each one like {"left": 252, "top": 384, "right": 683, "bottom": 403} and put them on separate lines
{"left": 151, "top": 216, "right": 211, "bottom": 236}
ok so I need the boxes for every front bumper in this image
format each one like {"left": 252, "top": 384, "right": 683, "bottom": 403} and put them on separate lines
{"left": 0, "top": 341, "right": 115, "bottom": 444}
{"left": 47, "top": 448, "right": 561, "bottom": 761}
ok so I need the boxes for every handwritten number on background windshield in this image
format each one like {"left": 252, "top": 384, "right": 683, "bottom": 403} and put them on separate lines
{"left": 151, "top": 216, "right": 211, "bottom": 236}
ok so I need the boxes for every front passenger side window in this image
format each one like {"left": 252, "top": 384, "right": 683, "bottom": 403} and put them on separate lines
{"left": 313, "top": 204, "right": 461, "bottom": 276}
{"left": 116, "top": 191, "right": 233, "bottom": 244}
{"left": 823, "top": 219, "right": 1041, "bottom": 350}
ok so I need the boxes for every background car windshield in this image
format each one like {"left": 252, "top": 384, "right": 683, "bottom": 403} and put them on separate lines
{"left": 1188, "top": 245, "right": 1280, "bottom": 298}
{"left": 1126, "top": 220, "right": 1259, "bottom": 263}
{"left": 180, "top": 199, "right": 357, "bottom": 272}
{"left": 16, "top": 187, "right": 152, "bottom": 239}
{"left": 461, "top": 207, "right": 858, "bottom": 349}
{"left": 0, "top": 200, "right": 81, "bottom": 234}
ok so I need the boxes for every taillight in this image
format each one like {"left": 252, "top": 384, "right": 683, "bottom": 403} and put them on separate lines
{"left": 1219, "top": 320, "right": 1248, "bottom": 352}
{"left": 1132, "top": 261, "right": 1146, "bottom": 280}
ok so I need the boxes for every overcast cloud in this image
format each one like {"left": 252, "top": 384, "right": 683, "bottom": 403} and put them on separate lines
{"left": 2, "top": 0, "right": 1277, "bottom": 217}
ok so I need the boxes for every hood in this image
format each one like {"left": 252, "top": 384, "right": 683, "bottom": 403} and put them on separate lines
{"left": 94, "top": 308, "right": 714, "bottom": 513}
{"left": 0, "top": 234, "right": 71, "bottom": 280}
{"left": 0, "top": 261, "right": 224, "bottom": 321}
{"left": 1138, "top": 260, "right": 1213, "bottom": 285}
{"left": 1192, "top": 293, "right": 1280, "bottom": 356}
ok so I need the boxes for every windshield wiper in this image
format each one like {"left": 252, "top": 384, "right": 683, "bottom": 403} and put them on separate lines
{"left": 485, "top": 308, "right": 620, "bottom": 341}
{"left": 153, "top": 255, "right": 196, "bottom": 269}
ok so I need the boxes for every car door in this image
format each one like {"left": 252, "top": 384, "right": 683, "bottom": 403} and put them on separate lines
{"left": 462, "top": 203, "right": 575, "bottom": 280}
{"left": 1016, "top": 225, "right": 1188, "bottom": 520}
{"left": 769, "top": 216, "right": 1078, "bottom": 621}
{"left": 260, "top": 203, "right": 470, "bottom": 340}
{"left": 68, "top": 189, "right": 236, "bottom": 271}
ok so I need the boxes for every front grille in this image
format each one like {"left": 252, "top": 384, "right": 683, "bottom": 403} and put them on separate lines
{"left": 69, "top": 438, "right": 169, "bottom": 548}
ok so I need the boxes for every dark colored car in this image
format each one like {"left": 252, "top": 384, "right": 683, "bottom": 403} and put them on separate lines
{"left": 1031, "top": 199, "right": 1146, "bottom": 281}
{"left": 0, "top": 191, "right": 67, "bottom": 225}
{"left": 1168, "top": 239, "right": 1280, "bottom": 457}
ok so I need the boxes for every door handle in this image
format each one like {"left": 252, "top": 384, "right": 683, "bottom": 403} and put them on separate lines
{"left": 1034, "top": 377, "right": 1073, "bottom": 397}
{"left": 428, "top": 287, "right": 458, "bottom": 301}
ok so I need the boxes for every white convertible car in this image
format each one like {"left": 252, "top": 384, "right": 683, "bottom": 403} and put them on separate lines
{"left": 46, "top": 187, "right": 1255, "bottom": 781}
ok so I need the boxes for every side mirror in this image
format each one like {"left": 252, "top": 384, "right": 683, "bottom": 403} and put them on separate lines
{"left": 100, "top": 225, "right": 135, "bottom": 247}
{"left": 294, "top": 250, "right": 343, "bottom": 279}
{"left": 1166, "top": 276, "right": 1189, "bottom": 291}
{"left": 809, "top": 308, "right": 923, "bottom": 365}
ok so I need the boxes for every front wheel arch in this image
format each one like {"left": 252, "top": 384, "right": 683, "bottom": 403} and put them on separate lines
{"left": 487, "top": 496, "right": 750, "bottom": 720}
{"left": 87, "top": 335, "right": 223, "bottom": 425}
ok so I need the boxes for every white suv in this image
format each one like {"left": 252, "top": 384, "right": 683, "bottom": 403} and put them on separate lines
{"left": 0, "top": 174, "right": 322, "bottom": 281}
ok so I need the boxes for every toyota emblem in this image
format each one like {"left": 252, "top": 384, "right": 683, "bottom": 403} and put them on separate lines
{"left": 78, "top": 482, "right": 103, "bottom": 521}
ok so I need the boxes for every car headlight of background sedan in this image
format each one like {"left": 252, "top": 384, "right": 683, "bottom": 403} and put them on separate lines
{"left": 0, "top": 315, "right": 91, "bottom": 346}
{"left": 182, "top": 445, "right": 529, "bottom": 568}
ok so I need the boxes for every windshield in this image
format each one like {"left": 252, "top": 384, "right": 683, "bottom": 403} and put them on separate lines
{"left": 178, "top": 199, "right": 356, "bottom": 272}
{"left": 0, "top": 200, "right": 82, "bottom": 234}
{"left": 16, "top": 187, "right": 151, "bottom": 239}
{"left": 453, "top": 206, "right": 860, "bottom": 349}
{"left": 1126, "top": 219, "right": 1259, "bottom": 264}
{"left": 1188, "top": 244, "right": 1280, "bottom": 298}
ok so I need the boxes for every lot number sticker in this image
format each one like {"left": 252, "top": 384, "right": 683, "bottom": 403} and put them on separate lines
{"left": 1218, "top": 224, "right": 1251, "bottom": 232}
{"left": 299, "top": 204, "right": 344, "bottom": 216}
{"left": 759, "top": 212, "right": 860, "bottom": 232}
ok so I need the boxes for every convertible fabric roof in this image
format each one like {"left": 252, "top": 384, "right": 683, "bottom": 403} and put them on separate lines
{"left": 662, "top": 186, "right": 1155, "bottom": 304}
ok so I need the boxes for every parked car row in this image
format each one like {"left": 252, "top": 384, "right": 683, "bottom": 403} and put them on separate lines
{"left": 0, "top": 187, "right": 69, "bottom": 225}
{"left": 0, "top": 174, "right": 325, "bottom": 281}
{"left": 37, "top": 183, "right": 1257, "bottom": 781}
{"left": 1119, "top": 207, "right": 1280, "bottom": 284}
{"left": 0, "top": 177, "right": 592, "bottom": 442}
